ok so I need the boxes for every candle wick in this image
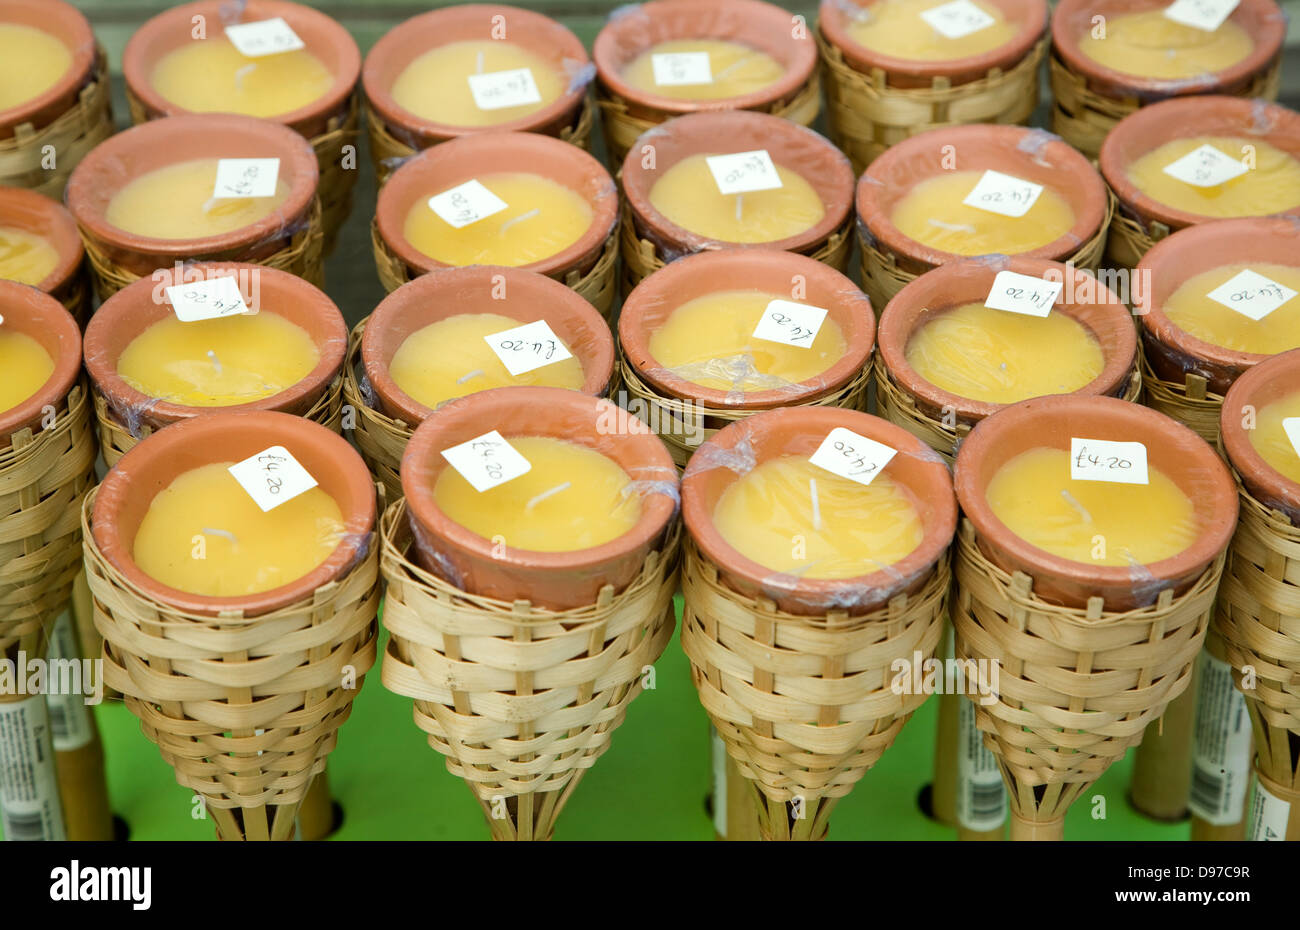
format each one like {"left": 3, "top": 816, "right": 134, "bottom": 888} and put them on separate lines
{"left": 809, "top": 478, "right": 822, "bottom": 533}
{"left": 526, "top": 481, "right": 570, "bottom": 511}
{"left": 476, "top": 50, "right": 485, "bottom": 74}
{"left": 714, "top": 55, "right": 755, "bottom": 81}
{"left": 457, "top": 368, "right": 485, "bottom": 384}
{"left": 928, "top": 219, "right": 977, "bottom": 234}
{"left": 735, "top": 193, "right": 743, "bottom": 223}
{"left": 234, "top": 63, "right": 256, "bottom": 91}
{"left": 498, "top": 208, "right": 540, "bottom": 236}
{"left": 201, "top": 527, "right": 238, "bottom": 550}
{"left": 207, "top": 350, "right": 223, "bottom": 375}
{"left": 1060, "top": 489, "right": 1093, "bottom": 524}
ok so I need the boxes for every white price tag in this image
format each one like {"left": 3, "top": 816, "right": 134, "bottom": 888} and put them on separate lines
{"left": 428, "top": 179, "right": 509, "bottom": 229}
{"left": 165, "top": 276, "right": 251, "bottom": 322}
{"left": 441, "top": 430, "right": 532, "bottom": 493}
{"left": 227, "top": 445, "right": 319, "bottom": 513}
{"left": 1069, "top": 438, "right": 1149, "bottom": 485}
{"left": 983, "top": 271, "right": 1062, "bottom": 318}
{"left": 1188, "top": 653, "right": 1253, "bottom": 826}
{"left": 1164, "top": 0, "right": 1241, "bottom": 33}
{"left": 212, "top": 158, "right": 280, "bottom": 199}
{"left": 962, "top": 170, "right": 1044, "bottom": 218}
{"left": 1162, "top": 143, "right": 1248, "bottom": 187}
{"left": 1247, "top": 775, "right": 1292, "bottom": 840}
{"left": 1206, "top": 269, "right": 1297, "bottom": 321}
{"left": 225, "top": 17, "right": 305, "bottom": 57}
{"left": 652, "top": 52, "right": 713, "bottom": 86}
{"left": 1283, "top": 418, "right": 1300, "bottom": 461}
{"left": 921, "top": 0, "right": 996, "bottom": 39}
{"left": 467, "top": 68, "right": 542, "bottom": 111}
{"left": 752, "top": 299, "right": 828, "bottom": 347}
{"left": 809, "top": 427, "right": 897, "bottom": 487}
{"left": 706, "top": 150, "right": 783, "bottom": 196}
{"left": 484, "top": 320, "right": 574, "bottom": 376}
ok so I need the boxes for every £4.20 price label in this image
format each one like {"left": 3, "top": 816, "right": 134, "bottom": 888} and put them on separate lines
{"left": 212, "top": 158, "right": 280, "bottom": 199}
{"left": 1164, "top": 0, "right": 1241, "bottom": 32}
{"left": 1069, "top": 438, "right": 1149, "bottom": 485}
{"left": 468, "top": 68, "right": 542, "bottom": 111}
{"left": 1206, "top": 268, "right": 1298, "bottom": 321}
{"left": 921, "top": 0, "right": 996, "bottom": 38}
{"left": 165, "top": 276, "right": 251, "bottom": 323}
{"left": 983, "top": 270, "right": 1062, "bottom": 317}
{"left": 228, "top": 445, "right": 319, "bottom": 512}
{"left": 441, "top": 430, "right": 532, "bottom": 493}
{"left": 225, "top": 18, "right": 305, "bottom": 57}
{"left": 809, "top": 427, "right": 898, "bottom": 487}
{"left": 751, "top": 299, "right": 829, "bottom": 347}
{"left": 484, "top": 320, "right": 574, "bottom": 376}
{"left": 1162, "top": 144, "right": 1248, "bottom": 188}
{"left": 652, "top": 52, "right": 712, "bottom": 86}
{"left": 962, "top": 170, "right": 1044, "bottom": 219}
{"left": 429, "top": 179, "right": 509, "bottom": 229}
{"left": 706, "top": 150, "right": 783, "bottom": 196}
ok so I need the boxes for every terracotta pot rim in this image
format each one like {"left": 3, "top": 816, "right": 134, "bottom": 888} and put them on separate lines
{"left": 361, "top": 265, "right": 616, "bottom": 427}
{"left": 621, "top": 110, "right": 856, "bottom": 254}
{"left": 90, "top": 410, "right": 376, "bottom": 617}
{"left": 617, "top": 248, "right": 875, "bottom": 409}
{"left": 0, "top": 186, "right": 85, "bottom": 294}
{"left": 878, "top": 256, "right": 1136, "bottom": 422}
{"left": 1220, "top": 349, "right": 1300, "bottom": 523}
{"left": 66, "top": 114, "right": 320, "bottom": 261}
{"left": 0, "top": 280, "right": 81, "bottom": 446}
{"left": 1051, "top": 0, "right": 1286, "bottom": 100}
{"left": 121, "top": 0, "right": 362, "bottom": 134}
{"left": 592, "top": 0, "right": 819, "bottom": 116}
{"left": 858, "top": 124, "right": 1109, "bottom": 268}
{"left": 0, "top": 0, "right": 96, "bottom": 133}
{"left": 82, "top": 261, "right": 346, "bottom": 427}
{"left": 361, "top": 4, "right": 590, "bottom": 144}
{"left": 374, "top": 132, "right": 619, "bottom": 280}
{"left": 819, "top": 0, "right": 1048, "bottom": 83}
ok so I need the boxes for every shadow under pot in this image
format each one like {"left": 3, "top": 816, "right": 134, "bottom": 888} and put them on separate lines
{"left": 0, "top": 186, "right": 88, "bottom": 325}
{"left": 1220, "top": 348, "right": 1300, "bottom": 526}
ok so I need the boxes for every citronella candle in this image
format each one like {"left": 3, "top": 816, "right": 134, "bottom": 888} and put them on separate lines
{"left": 620, "top": 39, "right": 785, "bottom": 100}
{"left": 0, "top": 22, "right": 72, "bottom": 113}
{"left": 1221, "top": 349, "right": 1300, "bottom": 522}
{"left": 0, "top": 280, "right": 81, "bottom": 449}
{"left": 1249, "top": 392, "right": 1300, "bottom": 485}
{"left": 0, "top": 327, "right": 54, "bottom": 414}
{"left": 1123, "top": 136, "right": 1300, "bottom": 219}
{"left": 1161, "top": 262, "right": 1300, "bottom": 355}
{"left": 0, "top": 227, "right": 59, "bottom": 287}
{"left": 106, "top": 159, "right": 293, "bottom": 241}
{"left": 842, "top": 0, "right": 1020, "bottom": 61}
{"left": 148, "top": 36, "right": 332, "bottom": 120}
{"left": 0, "top": 188, "right": 84, "bottom": 311}
{"left": 1077, "top": 10, "right": 1253, "bottom": 80}
{"left": 391, "top": 40, "right": 564, "bottom": 128}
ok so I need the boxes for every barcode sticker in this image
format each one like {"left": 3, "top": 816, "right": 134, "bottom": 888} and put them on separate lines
{"left": 1283, "top": 418, "right": 1300, "bottom": 460}
{"left": 1163, "top": 144, "right": 1249, "bottom": 187}
{"left": 1164, "top": 0, "right": 1241, "bottom": 32}
{"left": 710, "top": 726, "right": 727, "bottom": 838}
{"left": 441, "top": 430, "right": 532, "bottom": 493}
{"left": 484, "top": 320, "right": 573, "bottom": 376}
{"left": 1188, "top": 654, "right": 1253, "bottom": 825}
{"left": 921, "top": 0, "right": 996, "bottom": 39}
{"left": 45, "top": 611, "right": 93, "bottom": 752}
{"left": 752, "top": 299, "right": 828, "bottom": 347}
{"left": 212, "top": 158, "right": 280, "bottom": 199}
{"left": 809, "top": 427, "right": 897, "bottom": 487}
{"left": 1070, "top": 438, "right": 1149, "bottom": 485}
{"left": 225, "top": 17, "right": 305, "bottom": 57}
{"left": 0, "top": 699, "right": 66, "bottom": 841}
{"left": 984, "top": 271, "right": 1062, "bottom": 318}
{"left": 1206, "top": 269, "right": 1297, "bottom": 321}
{"left": 1247, "top": 775, "right": 1292, "bottom": 840}
{"left": 429, "top": 179, "right": 509, "bottom": 229}
{"left": 957, "top": 696, "right": 1007, "bottom": 832}
{"left": 467, "top": 68, "right": 542, "bottom": 110}
{"left": 652, "top": 52, "right": 712, "bottom": 86}
{"left": 962, "top": 170, "right": 1044, "bottom": 218}
{"left": 706, "top": 150, "right": 783, "bottom": 195}
{"left": 227, "top": 445, "right": 318, "bottom": 513}
{"left": 165, "top": 276, "right": 251, "bottom": 322}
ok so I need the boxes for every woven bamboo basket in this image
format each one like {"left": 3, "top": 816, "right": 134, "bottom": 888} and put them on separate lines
{"left": 0, "top": 47, "right": 114, "bottom": 198}
{"left": 1139, "top": 354, "right": 1226, "bottom": 446}
{"left": 951, "top": 520, "right": 1223, "bottom": 840}
{"left": 818, "top": 32, "right": 1047, "bottom": 176}
{"left": 379, "top": 500, "right": 679, "bottom": 840}
{"left": 681, "top": 537, "right": 949, "bottom": 840}
{"left": 342, "top": 320, "right": 409, "bottom": 503}
{"left": 83, "top": 486, "right": 381, "bottom": 842}
{"left": 1106, "top": 208, "right": 1171, "bottom": 271}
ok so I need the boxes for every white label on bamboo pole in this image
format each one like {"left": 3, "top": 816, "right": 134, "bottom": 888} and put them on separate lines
{"left": 165, "top": 276, "right": 251, "bottom": 322}
{"left": 710, "top": 726, "right": 727, "bottom": 838}
{"left": 752, "top": 299, "right": 828, "bottom": 347}
{"left": 956, "top": 696, "right": 1006, "bottom": 832}
{"left": 225, "top": 17, "right": 306, "bottom": 57}
{"left": 984, "top": 271, "right": 1062, "bottom": 317}
{"left": 1206, "top": 269, "right": 1297, "bottom": 321}
{"left": 467, "top": 68, "right": 543, "bottom": 110}
{"left": 962, "top": 170, "right": 1043, "bottom": 218}
{"left": 442, "top": 430, "right": 532, "bottom": 493}
{"left": 1247, "top": 775, "right": 1291, "bottom": 840}
{"left": 921, "top": 0, "right": 996, "bottom": 38}
{"left": 706, "top": 150, "right": 783, "bottom": 195}
{"left": 809, "top": 427, "right": 897, "bottom": 487}
{"left": 1188, "top": 654, "right": 1252, "bottom": 826}
{"left": 228, "top": 445, "right": 318, "bottom": 512}
{"left": 1282, "top": 418, "right": 1300, "bottom": 460}
{"left": 1164, "top": 0, "right": 1241, "bottom": 33}
{"left": 212, "top": 158, "right": 280, "bottom": 199}
{"left": 484, "top": 320, "right": 574, "bottom": 376}
{"left": 45, "top": 611, "right": 94, "bottom": 752}
{"left": 0, "top": 698, "right": 67, "bottom": 841}
{"left": 429, "top": 179, "right": 509, "bottom": 229}
{"left": 1162, "top": 144, "right": 1249, "bottom": 187}
{"left": 1069, "top": 438, "right": 1149, "bottom": 485}
{"left": 652, "top": 52, "right": 712, "bottom": 86}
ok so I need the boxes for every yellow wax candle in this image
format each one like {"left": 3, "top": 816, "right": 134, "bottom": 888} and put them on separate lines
{"left": 1078, "top": 10, "right": 1253, "bottom": 80}
{"left": 905, "top": 301, "right": 1105, "bottom": 404}
{"left": 845, "top": 0, "right": 1019, "bottom": 61}
{"left": 1126, "top": 137, "right": 1300, "bottom": 218}
{"left": 105, "top": 158, "right": 292, "bottom": 240}
{"left": 388, "top": 313, "right": 585, "bottom": 409}
{"left": 390, "top": 40, "right": 564, "bottom": 127}
{"left": 647, "top": 290, "right": 848, "bottom": 392}
{"left": 0, "top": 227, "right": 59, "bottom": 286}
{"left": 150, "top": 38, "right": 334, "bottom": 118}
{"left": 0, "top": 23, "right": 73, "bottom": 112}
{"left": 712, "top": 455, "right": 923, "bottom": 579}
{"left": 621, "top": 39, "right": 785, "bottom": 100}
{"left": 986, "top": 447, "right": 1198, "bottom": 566}
{"left": 0, "top": 329, "right": 55, "bottom": 413}
{"left": 404, "top": 173, "right": 594, "bottom": 267}
{"left": 890, "top": 170, "right": 1075, "bottom": 255}
{"left": 432, "top": 436, "right": 640, "bottom": 552}
{"left": 1162, "top": 263, "right": 1300, "bottom": 354}
{"left": 132, "top": 462, "right": 345, "bottom": 597}
{"left": 1250, "top": 392, "right": 1300, "bottom": 485}
{"left": 649, "top": 154, "right": 825, "bottom": 243}
{"left": 115, "top": 313, "right": 320, "bottom": 407}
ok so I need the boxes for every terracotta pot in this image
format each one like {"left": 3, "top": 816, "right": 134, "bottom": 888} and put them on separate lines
{"left": 618, "top": 248, "right": 874, "bottom": 409}
{"left": 681, "top": 406, "right": 957, "bottom": 615}
{"left": 374, "top": 132, "right": 618, "bottom": 282}
{"left": 878, "top": 256, "right": 1136, "bottom": 425}
{"left": 857, "top": 124, "right": 1107, "bottom": 277}
{"left": 594, "top": 0, "right": 818, "bottom": 115}
{"left": 362, "top": 265, "right": 616, "bottom": 428}
{"left": 954, "top": 394, "right": 1238, "bottom": 609}
{"left": 622, "top": 109, "right": 854, "bottom": 256}
{"left": 1052, "top": 0, "right": 1285, "bottom": 101}
{"left": 122, "top": 0, "right": 360, "bottom": 140}
{"left": 362, "top": 4, "right": 590, "bottom": 151}
{"left": 91, "top": 410, "right": 375, "bottom": 617}
{"left": 1220, "top": 348, "right": 1300, "bottom": 524}
{"left": 400, "top": 385, "right": 679, "bottom": 609}
{"left": 1136, "top": 216, "right": 1300, "bottom": 395}
{"left": 1100, "top": 96, "right": 1300, "bottom": 235}
{"left": 0, "top": 186, "right": 85, "bottom": 295}
{"left": 83, "top": 261, "right": 346, "bottom": 435}
{"left": 0, "top": 0, "right": 96, "bottom": 139}
{"left": 820, "top": 0, "right": 1048, "bottom": 88}
{"left": 66, "top": 114, "right": 320, "bottom": 278}
{"left": 0, "top": 279, "right": 81, "bottom": 448}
